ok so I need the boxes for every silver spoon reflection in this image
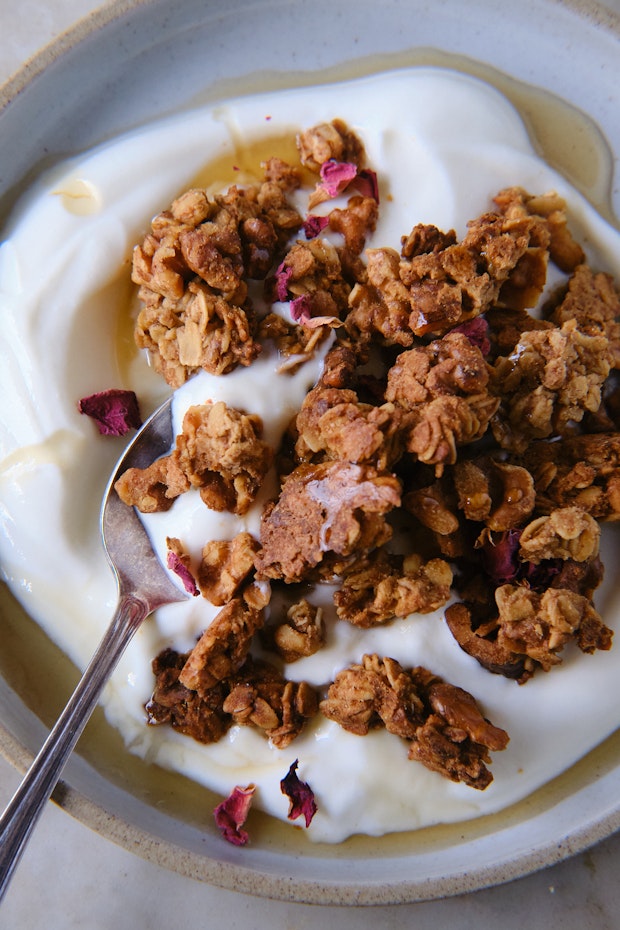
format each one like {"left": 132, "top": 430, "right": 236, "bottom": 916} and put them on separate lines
{"left": 0, "top": 396, "right": 187, "bottom": 901}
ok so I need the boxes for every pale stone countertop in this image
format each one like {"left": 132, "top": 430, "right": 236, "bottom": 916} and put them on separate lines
{"left": 1, "top": 2, "right": 620, "bottom": 927}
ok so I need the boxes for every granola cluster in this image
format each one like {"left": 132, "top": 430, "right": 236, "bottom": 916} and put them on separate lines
{"left": 120, "top": 118, "right": 620, "bottom": 799}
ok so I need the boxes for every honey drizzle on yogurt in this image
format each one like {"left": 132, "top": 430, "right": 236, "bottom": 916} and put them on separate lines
{"left": 117, "top": 53, "right": 617, "bottom": 381}
{"left": 189, "top": 48, "right": 617, "bottom": 226}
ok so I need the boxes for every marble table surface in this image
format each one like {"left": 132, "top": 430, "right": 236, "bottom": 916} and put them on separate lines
{"left": 1, "top": 1, "right": 620, "bottom": 927}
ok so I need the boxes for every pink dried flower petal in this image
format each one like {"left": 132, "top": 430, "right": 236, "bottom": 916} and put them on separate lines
{"left": 481, "top": 529, "right": 522, "bottom": 584}
{"left": 481, "top": 529, "right": 563, "bottom": 590}
{"left": 214, "top": 784, "right": 256, "bottom": 846}
{"left": 280, "top": 760, "right": 317, "bottom": 828}
{"left": 274, "top": 261, "right": 293, "bottom": 301}
{"left": 319, "top": 159, "right": 358, "bottom": 198}
{"left": 78, "top": 389, "right": 142, "bottom": 436}
{"left": 303, "top": 214, "right": 330, "bottom": 239}
{"left": 352, "top": 168, "right": 379, "bottom": 202}
{"left": 166, "top": 550, "right": 199, "bottom": 596}
{"left": 452, "top": 317, "right": 491, "bottom": 356}
{"left": 289, "top": 294, "right": 313, "bottom": 324}
{"left": 522, "top": 558, "right": 562, "bottom": 591}
{"left": 289, "top": 294, "right": 341, "bottom": 330}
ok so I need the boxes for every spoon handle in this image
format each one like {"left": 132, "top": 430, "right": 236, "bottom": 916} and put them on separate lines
{"left": 0, "top": 593, "right": 148, "bottom": 903}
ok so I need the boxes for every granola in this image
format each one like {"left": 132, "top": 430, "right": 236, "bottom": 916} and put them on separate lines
{"left": 118, "top": 117, "right": 620, "bottom": 815}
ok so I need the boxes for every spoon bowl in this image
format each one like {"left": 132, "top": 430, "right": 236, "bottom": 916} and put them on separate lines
{"left": 0, "top": 395, "right": 186, "bottom": 901}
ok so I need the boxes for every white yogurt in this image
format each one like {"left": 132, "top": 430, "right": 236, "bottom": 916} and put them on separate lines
{"left": 1, "top": 68, "right": 620, "bottom": 843}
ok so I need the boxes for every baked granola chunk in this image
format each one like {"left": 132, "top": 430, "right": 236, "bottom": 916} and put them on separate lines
{"left": 132, "top": 172, "right": 303, "bottom": 386}
{"left": 321, "top": 655, "right": 509, "bottom": 789}
{"left": 116, "top": 400, "right": 272, "bottom": 516}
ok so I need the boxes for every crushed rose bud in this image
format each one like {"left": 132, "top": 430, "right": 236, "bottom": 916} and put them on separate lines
{"left": 452, "top": 316, "right": 491, "bottom": 356}
{"left": 318, "top": 159, "right": 358, "bottom": 198}
{"left": 352, "top": 168, "right": 379, "bottom": 202}
{"left": 166, "top": 549, "right": 199, "bottom": 597}
{"left": 481, "top": 529, "right": 522, "bottom": 584}
{"left": 214, "top": 784, "right": 256, "bottom": 845}
{"left": 78, "top": 389, "right": 142, "bottom": 436}
{"left": 303, "top": 214, "right": 330, "bottom": 239}
{"left": 481, "top": 528, "right": 563, "bottom": 590}
{"left": 280, "top": 760, "right": 317, "bottom": 828}
{"left": 522, "top": 557, "right": 563, "bottom": 592}
{"left": 289, "top": 294, "right": 341, "bottom": 329}
{"left": 289, "top": 294, "right": 314, "bottom": 325}
{"left": 274, "top": 261, "right": 293, "bottom": 301}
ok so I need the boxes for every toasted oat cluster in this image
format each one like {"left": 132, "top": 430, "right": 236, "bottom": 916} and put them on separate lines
{"left": 121, "top": 119, "right": 620, "bottom": 792}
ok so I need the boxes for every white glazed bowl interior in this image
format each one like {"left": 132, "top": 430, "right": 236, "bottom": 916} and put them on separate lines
{"left": 1, "top": 0, "right": 620, "bottom": 905}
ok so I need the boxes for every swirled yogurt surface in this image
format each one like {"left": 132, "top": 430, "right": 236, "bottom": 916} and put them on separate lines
{"left": 1, "top": 68, "right": 620, "bottom": 843}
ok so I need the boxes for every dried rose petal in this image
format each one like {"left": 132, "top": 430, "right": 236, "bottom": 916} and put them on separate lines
{"left": 452, "top": 317, "right": 491, "bottom": 356}
{"left": 288, "top": 294, "right": 341, "bottom": 330}
{"left": 481, "top": 529, "right": 563, "bottom": 590}
{"left": 319, "top": 159, "right": 358, "bottom": 198}
{"left": 352, "top": 168, "right": 379, "bottom": 202}
{"left": 481, "top": 529, "right": 522, "bottom": 584}
{"left": 78, "top": 389, "right": 142, "bottom": 436}
{"left": 166, "top": 549, "right": 199, "bottom": 596}
{"left": 214, "top": 784, "right": 256, "bottom": 845}
{"left": 303, "top": 214, "right": 330, "bottom": 239}
{"left": 280, "top": 760, "right": 317, "bottom": 828}
{"left": 522, "top": 558, "right": 563, "bottom": 591}
{"left": 289, "top": 294, "right": 314, "bottom": 325}
{"left": 274, "top": 261, "right": 293, "bottom": 301}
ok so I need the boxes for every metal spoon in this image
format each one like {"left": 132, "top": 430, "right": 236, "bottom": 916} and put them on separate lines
{"left": 0, "top": 396, "right": 187, "bottom": 901}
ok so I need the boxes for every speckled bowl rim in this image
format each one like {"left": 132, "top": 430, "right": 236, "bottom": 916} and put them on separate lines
{"left": 1, "top": 0, "right": 620, "bottom": 906}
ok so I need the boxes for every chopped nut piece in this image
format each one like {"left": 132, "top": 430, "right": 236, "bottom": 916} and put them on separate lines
{"left": 223, "top": 659, "right": 318, "bottom": 748}
{"left": 328, "top": 194, "right": 378, "bottom": 255}
{"left": 270, "top": 599, "right": 325, "bottom": 662}
{"left": 444, "top": 603, "right": 527, "bottom": 681}
{"left": 179, "top": 595, "right": 266, "bottom": 694}
{"left": 452, "top": 458, "right": 536, "bottom": 531}
{"left": 198, "top": 532, "right": 260, "bottom": 605}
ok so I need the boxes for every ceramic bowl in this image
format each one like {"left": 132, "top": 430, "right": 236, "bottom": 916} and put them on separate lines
{"left": 1, "top": 0, "right": 620, "bottom": 905}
